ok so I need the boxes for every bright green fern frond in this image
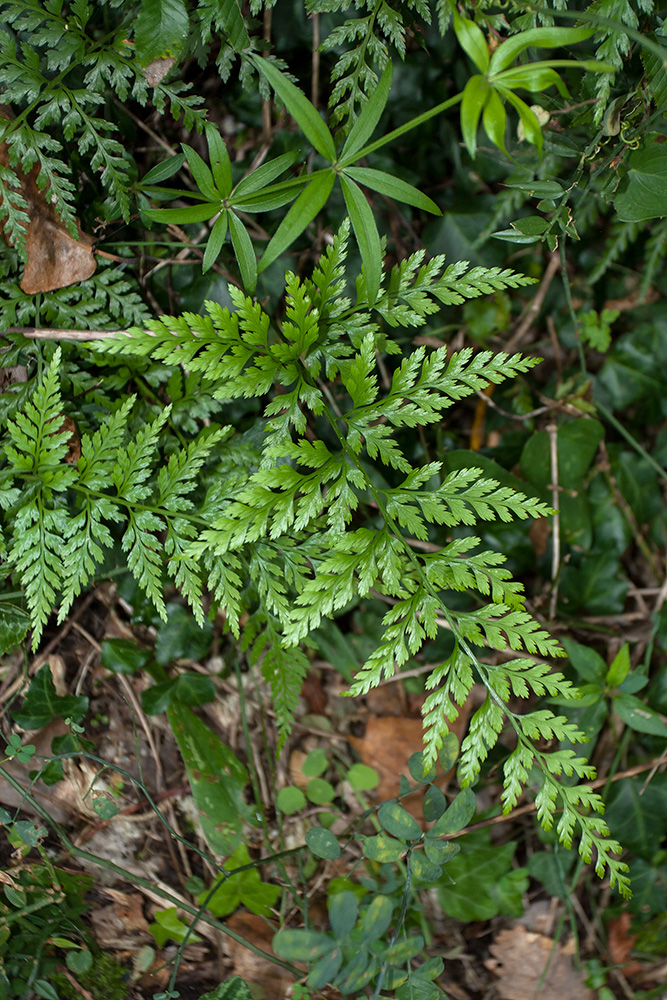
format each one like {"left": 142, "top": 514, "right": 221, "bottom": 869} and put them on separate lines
{"left": 10, "top": 503, "right": 71, "bottom": 649}
{"left": 455, "top": 604, "right": 563, "bottom": 657}
{"left": 4, "top": 348, "right": 75, "bottom": 488}
{"left": 59, "top": 497, "right": 122, "bottom": 623}
{"left": 110, "top": 407, "right": 171, "bottom": 502}
{"left": 123, "top": 509, "right": 167, "bottom": 619}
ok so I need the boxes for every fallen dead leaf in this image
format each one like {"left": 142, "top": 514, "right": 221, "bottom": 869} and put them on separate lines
{"left": 529, "top": 517, "right": 551, "bottom": 559}
{"left": 225, "top": 912, "right": 295, "bottom": 999}
{"left": 348, "top": 696, "right": 474, "bottom": 810}
{"left": 607, "top": 913, "right": 641, "bottom": 977}
{"left": 486, "top": 925, "right": 593, "bottom": 1000}
{"left": 142, "top": 57, "right": 175, "bottom": 86}
{"left": 90, "top": 889, "right": 152, "bottom": 951}
{"left": 604, "top": 286, "right": 660, "bottom": 312}
{"left": 0, "top": 106, "right": 97, "bottom": 293}
{"left": 349, "top": 716, "right": 426, "bottom": 803}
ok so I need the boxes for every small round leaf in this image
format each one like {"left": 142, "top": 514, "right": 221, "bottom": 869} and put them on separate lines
{"left": 302, "top": 748, "right": 329, "bottom": 777}
{"left": 346, "top": 763, "right": 379, "bottom": 791}
{"left": 378, "top": 802, "right": 422, "bottom": 841}
{"left": 328, "top": 891, "right": 358, "bottom": 939}
{"left": 360, "top": 894, "right": 393, "bottom": 943}
{"left": 362, "top": 832, "right": 405, "bottom": 863}
{"left": 306, "top": 827, "right": 341, "bottom": 859}
{"left": 307, "top": 778, "right": 335, "bottom": 805}
{"left": 408, "top": 752, "right": 436, "bottom": 784}
{"left": 422, "top": 784, "right": 447, "bottom": 823}
{"left": 428, "top": 787, "right": 476, "bottom": 837}
{"left": 277, "top": 786, "right": 306, "bottom": 814}
{"left": 410, "top": 851, "right": 442, "bottom": 884}
{"left": 438, "top": 732, "right": 460, "bottom": 772}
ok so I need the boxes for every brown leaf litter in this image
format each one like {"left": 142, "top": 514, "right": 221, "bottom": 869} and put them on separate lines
{"left": 0, "top": 105, "right": 97, "bottom": 293}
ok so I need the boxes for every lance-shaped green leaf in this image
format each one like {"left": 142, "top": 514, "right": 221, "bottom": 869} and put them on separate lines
{"left": 205, "top": 125, "right": 233, "bottom": 196}
{"left": 343, "top": 166, "right": 440, "bottom": 214}
{"left": 259, "top": 170, "right": 335, "bottom": 272}
{"left": 482, "top": 89, "right": 507, "bottom": 153}
{"left": 140, "top": 152, "right": 186, "bottom": 186}
{"left": 233, "top": 151, "right": 299, "bottom": 197}
{"left": 252, "top": 56, "right": 336, "bottom": 162}
{"left": 452, "top": 9, "right": 489, "bottom": 73}
{"left": 340, "top": 174, "right": 382, "bottom": 306}
{"left": 341, "top": 62, "right": 393, "bottom": 163}
{"left": 460, "top": 75, "right": 491, "bottom": 158}
{"left": 232, "top": 176, "right": 307, "bottom": 213}
{"left": 502, "top": 89, "right": 544, "bottom": 152}
{"left": 493, "top": 64, "right": 570, "bottom": 97}
{"left": 167, "top": 700, "right": 251, "bottom": 855}
{"left": 203, "top": 211, "right": 229, "bottom": 273}
{"left": 182, "top": 143, "right": 220, "bottom": 202}
{"left": 229, "top": 211, "right": 257, "bottom": 292}
{"left": 489, "top": 26, "right": 594, "bottom": 74}
{"left": 144, "top": 202, "right": 219, "bottom": 223}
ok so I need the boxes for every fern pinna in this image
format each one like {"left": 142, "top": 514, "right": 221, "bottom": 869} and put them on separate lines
{"left": 1, "top": 223, "right": 630, "bottom": 896}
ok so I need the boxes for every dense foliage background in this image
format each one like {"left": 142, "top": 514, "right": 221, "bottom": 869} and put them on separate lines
{"left": 1, "top": 0, "right": 666, "bottom": 997}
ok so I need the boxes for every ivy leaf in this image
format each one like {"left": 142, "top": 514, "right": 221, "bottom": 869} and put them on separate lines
{"left": 12, "top": 666, "right": 89, "bottom": 730}
{"left": 615, "top": 134, "right": 667, "bottom": 222}
{"left": 134, "top": 0, "right": 191, "bottom": 66}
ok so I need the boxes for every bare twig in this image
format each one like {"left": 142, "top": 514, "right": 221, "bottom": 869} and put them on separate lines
{"left": 262, "top": 8, "right": 273, "bottom": 145}
{"left": 547, "top": 421, "right": 560, "bottom": 619}
{"left": 505, "top": 251, "right": 561, "bottom": 353}
{"left": 311, "top": 13, "right": 320, "bottom": 109}
{"left": 11, "top": 328, "right": 122, "bottom": 340}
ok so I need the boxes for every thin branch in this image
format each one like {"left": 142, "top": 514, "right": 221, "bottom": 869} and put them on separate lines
{"left": 547, "top": 421, "right": 560, "bottom": 620}
{"left": 10, "top": 327, "right": 122, "bottom": 340}
{"left": 504, "top": 251, "right": 561, "bottom": 353}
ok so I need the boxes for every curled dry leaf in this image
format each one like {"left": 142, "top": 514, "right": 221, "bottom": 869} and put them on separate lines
{"left": 225, "top": 912, "right": 296, "bottom": 998}
{"left": 0, "top": 106, "right": 96, "bottom": 293}
{"left": 486, "top": 925, "right": 593, "bottom": 1000}
{"left": 349, "top": 695, "right": 473, "bottom": 814}
{"left": 607, "top": 913, "right": 642, "bottom": 977}
{"left": 142, "top": 57, "right": 176, "bottom": 86}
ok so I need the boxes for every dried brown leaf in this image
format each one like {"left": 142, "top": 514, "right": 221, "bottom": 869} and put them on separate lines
{"left": 487, "top": 925, "right": 593, "bottom": 1000}
{"left": 0, "top": 107, "right": 96, "bottom": 293}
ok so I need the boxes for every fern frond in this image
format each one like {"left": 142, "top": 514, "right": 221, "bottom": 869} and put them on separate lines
{"left": 0, "top": 164, "right": 30, "bottom": 258}
{"left": 286, "top": 528, "right": 410, "bottom": 643}
{"left": 455, "top": 604, "right": 563, "bottom": 657}
{"left": 123, "top": 509, "right": 168, "bottom": 619}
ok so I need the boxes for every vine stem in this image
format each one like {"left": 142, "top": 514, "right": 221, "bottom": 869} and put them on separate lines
{"left": 0, "top": 759, "right": 302, "bottom": 976}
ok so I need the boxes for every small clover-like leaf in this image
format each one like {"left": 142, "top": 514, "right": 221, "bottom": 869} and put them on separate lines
{"left": 378, "top": 802, "right": 422, "bottom": 841}
{"left": 306, "top": 827, "right": 341, "bottom": 859}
